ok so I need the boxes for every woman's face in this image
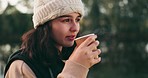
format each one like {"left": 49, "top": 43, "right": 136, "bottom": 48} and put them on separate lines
{"left": 50, "top": 13, "right": 81, "bottom": 51}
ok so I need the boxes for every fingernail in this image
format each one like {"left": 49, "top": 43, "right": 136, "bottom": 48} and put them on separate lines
{"left": 98, "top": 49, "right": 101, "bottom": 52}
{"left": 96, "top": 41, "right": 99, "bottom": 45}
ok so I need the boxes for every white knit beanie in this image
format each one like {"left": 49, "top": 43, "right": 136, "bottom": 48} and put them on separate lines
{"left": 33, "top": 0, "right": 85, "bottom": 29}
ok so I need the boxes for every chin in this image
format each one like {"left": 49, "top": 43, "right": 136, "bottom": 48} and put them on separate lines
{"left": 65, "top": 42, "right": 74, "bottom": 47}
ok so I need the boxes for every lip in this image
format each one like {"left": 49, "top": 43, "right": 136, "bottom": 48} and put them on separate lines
{"left": 66, "top": 35, "right": 76, "bottom": 41}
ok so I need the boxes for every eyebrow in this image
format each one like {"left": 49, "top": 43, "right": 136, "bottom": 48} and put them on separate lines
{"left": 57, "top": 14, "right": 82, "bottom": 19}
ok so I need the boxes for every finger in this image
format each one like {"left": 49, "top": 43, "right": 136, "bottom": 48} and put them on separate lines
{"left": 94, "top": 55, "right": 99, "bottom": 59}
{"left": 81, "top": 35, "right": 97, "bottom": 47}
{"left": 87, "top": 41, "right": 99, "bottom": 51}
{"left": 90, "top": 49, "right": 101, "bottom": 60}
{"left": 92, "top": 57, "right": 101, "bottom": 65}
{"left": 92, "top": 49, "right": 101, "bottom": 56}
{"left": 85, "top": 49, "right": 101, "bottom": 58}
{"left": 96, "top": 49, "right": 101, "bottom": 55}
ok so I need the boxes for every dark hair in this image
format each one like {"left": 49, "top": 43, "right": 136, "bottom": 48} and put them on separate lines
{"left": 21, "top": 21, "right": 59, "bottom": 65}
{"left": 20, "top": 20, "right": 77, "bottom": 67}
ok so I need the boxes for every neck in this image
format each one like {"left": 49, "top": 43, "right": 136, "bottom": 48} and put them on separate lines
{"left": 56, "top": 45, "right": 62, "bottom": 52}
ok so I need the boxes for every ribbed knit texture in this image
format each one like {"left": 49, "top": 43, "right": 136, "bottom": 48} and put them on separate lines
{"left": 33, "top": 0, "right": 85, "bottom": 29}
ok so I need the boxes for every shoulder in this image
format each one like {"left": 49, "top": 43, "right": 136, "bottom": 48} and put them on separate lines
{"left": 10, "top": 60, "right": 25, "bottom": 69}
{"left": 10, "top": 60, "right": 33, "bottom": 73}
{"left": 5, "top": 60, "right": 36, "bottom": 78}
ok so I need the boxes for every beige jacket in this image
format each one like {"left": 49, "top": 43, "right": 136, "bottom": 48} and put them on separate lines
{"left": 5, "top": 60, "right": 89, "bottom": 78}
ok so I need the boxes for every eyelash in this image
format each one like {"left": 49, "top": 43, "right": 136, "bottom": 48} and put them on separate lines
{"left": 76, "top": 18, "right": 80, "bottom": 22}
{"left": 62, "top": 18, "right": 81, "bottom": 23}
{"left": 63, "top": 19, "right": 71, "bottom": 22}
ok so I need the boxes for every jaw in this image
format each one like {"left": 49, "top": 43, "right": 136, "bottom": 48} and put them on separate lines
{"left": 55, "top": 40, "right": 74, "bottom": 52}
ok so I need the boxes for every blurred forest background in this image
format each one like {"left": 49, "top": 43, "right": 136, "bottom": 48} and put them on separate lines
{"left": 0, "top": 0, "right": 148, "bottom": 78}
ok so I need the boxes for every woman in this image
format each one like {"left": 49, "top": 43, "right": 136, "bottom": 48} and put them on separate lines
{"left": 4, "top": 0, "right": 101, "bottom": 78}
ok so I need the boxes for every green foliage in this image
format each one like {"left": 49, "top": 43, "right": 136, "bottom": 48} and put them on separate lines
{"left": 0, "top": 5, "right": 33, "bottom": 45}
{"left": 81, "top": 0, "right": 148, "bottom": 78}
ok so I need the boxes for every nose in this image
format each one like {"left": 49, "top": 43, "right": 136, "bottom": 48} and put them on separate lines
{"left": 70, "top": 21, "right": 80, "bottom": 32}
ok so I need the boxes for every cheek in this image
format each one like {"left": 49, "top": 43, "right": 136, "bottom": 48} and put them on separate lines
{"left": 52, "top": 25, "right": 67, "bottom": 35}
{"left": 78, "top": 25, "right": 80, "bottom": 32}
{"left": 51, "top": 24, "right": 68, "bottom": 41}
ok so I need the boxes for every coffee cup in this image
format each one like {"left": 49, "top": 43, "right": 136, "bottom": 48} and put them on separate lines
{"left": 75, "top": 33, "right": 96, "bottom": 47}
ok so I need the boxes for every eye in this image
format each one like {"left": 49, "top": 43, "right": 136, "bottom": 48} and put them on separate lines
{"left": 62, "top": 18, "right": 71, "bottom": 23}
{"left": 76, "top": 18, "right": 81, "bottom": 22}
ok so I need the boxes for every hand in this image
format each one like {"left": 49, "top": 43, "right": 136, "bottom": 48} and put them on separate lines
{"left": 69, "top": 35, "right": 101, "bottom": 68}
